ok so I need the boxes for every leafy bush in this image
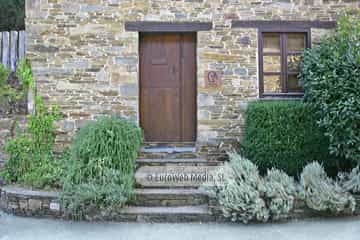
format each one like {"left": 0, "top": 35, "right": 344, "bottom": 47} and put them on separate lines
{"left": 300, "top": 162, "right": 356, "bottom": 214}
{"left": 338, "top": 166, "right": 360, "bottom": 194}
{"left": 264, "top": 168, "right": 298, "bottom": 220}
{"left": 300, "top": 13, "right": 360, "bottom": 164}
{"left": 205, "top": 154, "right": 357, "bottom": 223}
{"left": 16, "top": 60, "right": 35, "bottom": 91}
{"left": 0, "top": 64, "right": 10, "bottom": 85}
{"left": 204, "top": 153, "right": 269, "bottom": 223}
{"left": 0, "top": 60, "right": 32, "bottom": 116}
{"left": 60, "top": 116, "right": 143, "bottom": 220}
{"left": 0, "top": 64, "right": 18, "bottom": 115}
{"left": 0, "top": 0, "right": 25, "bottom": 31}
{"left": 1, "top": 97, "right": 61, "bottom": 189}
{"left": 204, "top": 153, "right": 298, "bottom": 223}
{"left": 1, "top": 61, "right": 61, "bottom": 189}
{"left": 242, "top": 101, "right": 338, "bottom": 177}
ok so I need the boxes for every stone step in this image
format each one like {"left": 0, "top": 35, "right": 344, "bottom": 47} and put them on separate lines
{"left": 138, "top": 145, "right": 199, "bottom": 159}
{"left": 117, "top": 205, "right": 215, "bottom": 223}
{"left": 135, "top": 165, "right": 222, "bottom": 188}
{"left": 136, "top": 158, "right": 221, "bottom": 167}
{"left": 142, "top": 142, "right": 196, "bottom": 148}
{"left": 138, "top": 150, "right": 199, "bottom": 160}
{"left": 132, "top": 188, "right": 208, "bottom": 207}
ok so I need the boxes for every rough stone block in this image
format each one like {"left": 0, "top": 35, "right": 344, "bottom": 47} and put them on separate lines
{"left": 120, "top": 83, "right": 138, "bottom": 97}
{"left": 8, "top": 201, "right": 19, "bottom": 210}
{"left": 19, "top": 200, "right": 28, "bottom": 210}
{"left": 115, "top": 57, "right": 138, "bottom": 65}
{"left": 28, "top": 199, "right": 42, "bottom": 211}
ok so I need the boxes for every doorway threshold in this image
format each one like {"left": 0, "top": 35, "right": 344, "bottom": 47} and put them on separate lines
{"left": 140, "top": 146, "right": 196, "bottom": 154}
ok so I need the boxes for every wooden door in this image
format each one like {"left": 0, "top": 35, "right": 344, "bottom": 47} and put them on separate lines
{"left": 140, "top": 33, "right": 196, "bottom": 142}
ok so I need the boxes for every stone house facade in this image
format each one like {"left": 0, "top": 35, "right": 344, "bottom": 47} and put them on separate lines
{"left": 24, "top": 0, "right": 359, "bottom": 160}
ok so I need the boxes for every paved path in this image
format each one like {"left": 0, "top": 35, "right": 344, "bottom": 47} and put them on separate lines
{"left": 1, "top": 211, "right": 359, "bottom": 240}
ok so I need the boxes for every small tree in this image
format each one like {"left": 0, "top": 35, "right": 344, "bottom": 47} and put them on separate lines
{"left": 300, "top": 12, "right": 360, "bottom": 164}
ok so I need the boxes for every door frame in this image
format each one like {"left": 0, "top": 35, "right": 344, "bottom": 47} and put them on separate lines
{"left": 138, "top": 32, "right": 198, "bottom": 142}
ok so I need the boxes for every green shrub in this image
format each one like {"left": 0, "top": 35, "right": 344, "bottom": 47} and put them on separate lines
{"left": 0, "top": 0, "right": 25, "bottom": 31}
{"left": 16, "top": 59, "right": 35, "bottom": 91}
{"left": 1, "top": 62, "right": 61, "bottom": 189}
{"left": 205, "top": 154, "right": 357, "bottom": 223}
{"left": 203, "top": 153, "right": 298, "bottom": 223}
{"left": 300, "top": 162, "right": 355, "bottom": 214}
{"left": 241, "top": 101, "right": 339, "bottom": 177}
{"left": 300, "top": 13, "right": 360, "bottom": 164}
{"left": 18, "top": 153, "right": 63, "bottom": 189}
{"left": 338, "top": 166, "right": 360, "bottom": 194}
{"left": 60, "top": 116, "right": 143, "bottom": 220}
{"left": 1, "top": 97, "right": 61, "bottom": 189}
{"left": 0, "top": 64, "right": 10, "bottom": 85}
{"left": 0, "top": 60, "right": 32, "bottom": 115}
{"left": 204, "top": 153, "right": 269, "bottom": 223}
{"left": 0, "top": 64, "right": 16, "bottom": 114}
{"left": 264, "top": 168, "right": 298, "bottom": 220}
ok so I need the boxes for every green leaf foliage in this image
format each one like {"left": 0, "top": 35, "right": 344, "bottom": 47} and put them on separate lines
{"left": 203, "top": 153, "right": 299, "bottom": 223}
{"left": 338, "top": 165, "right": 360, "bottom": 194}
{"left": 1, "top": 62, "right": 61, "bottom": 189}
{"left": 264, "top": 168, "right": 298, "bottom": 220}
{"left": 0, "top": 60, "right": 33, "bottom": 116}
{"left": 16, "top": 59, "right": 35, "bottom": 90}
{"left": 0, "top": 64, "right": 17, "bottom": 115}
{"left": 60, "top": 116, "right": 143, "bottom": 220}
{"left": 0, "top": 0, "right": 25, "bottom": 31}
{"left": 300, "top": 12, "right": 360, "bottom": 164}
{"left": 205, "top": 154, "right": 356, "bottom": 223}
{"left": 241, "top": 101, "right": 342, "bottom": 177}
{"left": 301, "top": 162, "right": 355, "bottom": 214}
{"left": 0, "top": 64, "right": 10, "bottom": 86}
{"left": 1, "top": 98, "right": 61, "bottom": 189}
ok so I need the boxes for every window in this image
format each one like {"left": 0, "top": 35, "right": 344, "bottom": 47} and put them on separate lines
{"left": 259, "top": 32, "right": 309, "bottom": 97}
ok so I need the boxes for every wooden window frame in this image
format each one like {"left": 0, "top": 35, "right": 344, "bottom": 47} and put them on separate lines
{"left": 258, "top": 27, "right": 311, "bottom": 98}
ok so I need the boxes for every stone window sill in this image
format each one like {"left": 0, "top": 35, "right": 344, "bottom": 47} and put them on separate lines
{"left": 260, "top": 92, "right": 304, "bottom": 100}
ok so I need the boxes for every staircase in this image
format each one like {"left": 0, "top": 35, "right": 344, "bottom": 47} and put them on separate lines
{"left": 125, "top": 143, "right": 221, "bottom": 223}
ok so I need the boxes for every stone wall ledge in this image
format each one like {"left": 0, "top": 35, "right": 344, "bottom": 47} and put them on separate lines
{"left": 1, "top": 186, "right": 59, "bottom": 199}
{"left": 0, "top": 186, "right": 61, "bottom": 218}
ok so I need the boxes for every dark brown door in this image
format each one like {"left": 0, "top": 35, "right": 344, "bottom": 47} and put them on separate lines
{"left": 140, "top": 33, "right": 196, "bottom": 142}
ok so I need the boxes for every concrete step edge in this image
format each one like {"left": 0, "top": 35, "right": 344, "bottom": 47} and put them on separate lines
{"left": 134, "top": 188, "right": 206, "bottom": 196}
{"left": 136, "top": 159, "right": 222, "bottom": 166}
{"left": 120, "top": 205, "right": 211, "bottom": 215}
{"left": 140, "top": 146, "right": 196, "bottom": 153}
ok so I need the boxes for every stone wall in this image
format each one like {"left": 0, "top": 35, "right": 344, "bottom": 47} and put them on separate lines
{"left": 25, "top": 0, "right": 359, "bottom": 159}
{"left": 1, "top": 185, "right": 360, "bottom": 222}
{"left": 0, "top": 186, "right": 61, "bottom": 218}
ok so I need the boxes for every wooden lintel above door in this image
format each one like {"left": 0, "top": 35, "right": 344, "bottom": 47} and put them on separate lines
{"left": 125, "top": 21, "right": 212, "bottom": 32}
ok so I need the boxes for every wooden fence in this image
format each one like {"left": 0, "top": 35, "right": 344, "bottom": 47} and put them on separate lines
{"left": 0, "top": 31, "right": 26, "bottom": 72}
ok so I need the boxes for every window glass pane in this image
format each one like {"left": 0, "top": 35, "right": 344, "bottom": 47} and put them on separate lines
{"left": 263, "top": 33, "right": 280, "bottom": 53}
{"left": 263, "top": 55, "right": 281, "bottom": 72}
{"left": 287, "top": 75, "right": 303, "bottom": 92}
{"left": 264, "top": 75, "right": 281, "bottom": 93}
{"left": 287, "top": 33, "right": 306, "bottom": 51}
{"left": 287, "top": 55, "right": 302, "bottom": 72}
